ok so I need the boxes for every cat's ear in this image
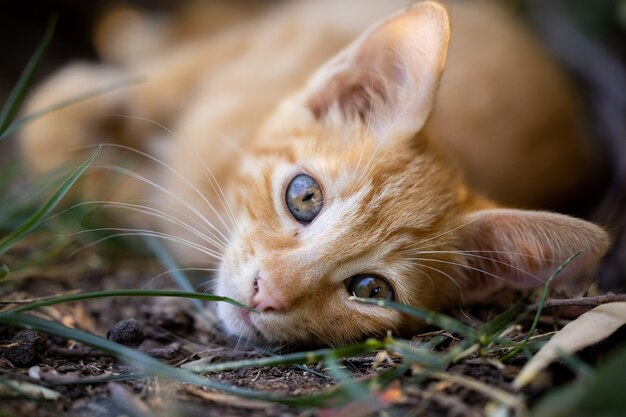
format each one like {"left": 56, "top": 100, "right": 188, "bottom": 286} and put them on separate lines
{"left": 302, "top": 1, "right": 450, "bottom": 141}
{"left": 456, "top": 209, "right": 609, "bottom": 302}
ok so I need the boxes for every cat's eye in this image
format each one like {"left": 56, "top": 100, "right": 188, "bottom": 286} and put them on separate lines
{"left": 286, "top": 174, "right": 323, "bottom": 223}
{"left": 346, "top": 275, "right": 395, "bottom": 301}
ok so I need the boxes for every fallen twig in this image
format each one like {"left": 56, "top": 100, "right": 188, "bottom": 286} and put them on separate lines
{"left": 528, "top": 294, "right": 626, "bottom": 311}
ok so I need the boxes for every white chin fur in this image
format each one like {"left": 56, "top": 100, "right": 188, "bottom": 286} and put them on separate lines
{"left": 216, "top": 303, "right": 257, "bottom": 341}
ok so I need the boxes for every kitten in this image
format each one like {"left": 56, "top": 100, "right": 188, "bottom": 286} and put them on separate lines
{"left": 21, "top": 0, "right": 609, "bottom": 345}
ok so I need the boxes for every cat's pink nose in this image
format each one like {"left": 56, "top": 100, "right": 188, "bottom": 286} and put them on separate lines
{"left": 251, "top": 275, "right": 286, "bottom": 313}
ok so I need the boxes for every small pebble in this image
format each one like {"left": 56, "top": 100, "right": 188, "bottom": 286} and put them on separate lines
{"left": 28, "top": 365, "right": 41, "bottom": 380}
{"left": 3, "top": 329, "right": 46, "bottom": 367}
{"left": 107, "top": 319, "right": 145, "bottom": 347}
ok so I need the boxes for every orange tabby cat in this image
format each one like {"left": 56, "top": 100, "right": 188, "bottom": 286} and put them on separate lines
{"left": 21, "top": 0, "right": 609, "bottom": 345}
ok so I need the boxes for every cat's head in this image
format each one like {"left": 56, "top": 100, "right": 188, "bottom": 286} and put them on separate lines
{"left": 215, "top": 2, "right": 609, "bottom": 346}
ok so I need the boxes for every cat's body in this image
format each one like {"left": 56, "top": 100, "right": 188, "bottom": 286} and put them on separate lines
{"left": 21, "top": 0, "right": 609, "bottom": 345}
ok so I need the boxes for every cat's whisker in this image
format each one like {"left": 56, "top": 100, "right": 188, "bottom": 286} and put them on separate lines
{"left": 456, "top": 306, "right": 476, "bottom": 326}
{"left": 233, "top": 334, "right": 246, "bottom": 352}
{"left": 353, "top": 77, "right": 376, "bottom": 175}
{"left": 64, "top": 228, "right": 223, "bottom": 260}
{"left": 105, "top": 114, "right": 243, "bottom": 237}
{"left": 68, "top": 200, "right": 227, "bottom": 251}
{"left": 133, "top": 197, "right": 227, "bottom": 250}
{"left": 141, "top": 267, "right": 219, "bottom": 291}
{"left": 91, "top": 140, "right": 235, "bottom": 240}
{"left": 310, "top": 329, "right": 335, "bottom": 349}
{"left": 356, "top": 143, "right": 399, "bottom": 193}
{"left": 196, "top": 281, "right": 212, "bottom": 293}
{"left": 200, "top": 280, "right": 217, "bottom": 294}
{"left": 413, "top": 256, "right": 543, "bottom": 286}
{"left": 413, "top": 249, "right": 558, "bottom": 262}
{"left": 177, "top": 126, "right": 243, "bottom": 239}
{"left": 98, "top": 164, "right": 231, "bottom": 247}
{"left": 358, "top": 87, "right": 422, "bottom": 188}
{"left": 381, "top": 86, "right": 421, "bottom": 142}
{"left": 413, "top": 265, "right": 435, "bottom": 293}
{"left": 411, "top": 250, "right": 548, "bottom": 283}
{"left": 414, "top": 218, "right": 480, "bottom": 248}
{"left": 136, "top": 198, "right": 230, "bottom": 249}
{"left": 413, "top": 261, "right": 465, "bottom": 302}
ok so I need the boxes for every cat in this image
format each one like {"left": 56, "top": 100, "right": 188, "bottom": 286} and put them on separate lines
{"left": 20, "top": 0, "right": 609, "bottom": 345}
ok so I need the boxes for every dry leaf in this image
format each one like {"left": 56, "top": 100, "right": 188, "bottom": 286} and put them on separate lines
{"left": 513, "top": 302, "right": 626, "bottom": 389}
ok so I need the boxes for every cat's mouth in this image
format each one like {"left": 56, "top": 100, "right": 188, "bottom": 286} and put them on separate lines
{"left": 231, "top": 305, "right": 267, "bottom": 340}
{"left": 234, "top": 307, "right": 261, "bottom": 330}
{"left": 226, "top": 301, "right": 298, "bottom": 344}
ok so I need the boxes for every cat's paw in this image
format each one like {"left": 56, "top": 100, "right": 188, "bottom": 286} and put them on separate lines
{"left": 20, "top": 63, "right": 128, "bottom": 172}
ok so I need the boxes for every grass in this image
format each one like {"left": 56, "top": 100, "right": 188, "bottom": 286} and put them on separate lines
{"left": 1, "top": 14, "right": 624, "bottom": 417}
{"left": 0, "top": 17, "right": 56, "bottom": 138}
{"left": 0, "top": 147, "right": 100, "bottom": 256}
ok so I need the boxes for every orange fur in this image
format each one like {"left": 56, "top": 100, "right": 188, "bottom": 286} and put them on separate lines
{"left": 20, "top": 0, "right": 609, "bottom": 345}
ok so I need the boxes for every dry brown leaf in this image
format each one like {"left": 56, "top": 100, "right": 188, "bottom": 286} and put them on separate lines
{"left": 513, "top": 301, "right": 626, "bottom": 389}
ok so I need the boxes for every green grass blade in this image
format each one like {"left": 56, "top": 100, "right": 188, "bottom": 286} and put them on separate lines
{"left": 351, "top": 297, "right": 481, "bottom": 341}
{"left": 0, "top": 168, "right": 69, "bottom": 231}
{"left": 3, "top": 289, "right": 252, "bottom": 315}
{"left": 187, "top": 339, "right": 386, "bottom": 373}
{"left": 479, "top": 298, "right": 526, "bottom": 339}
{"left": 0, "top": 16, "right": 56, "bottom": 138}
{"left": 0, "top": 162, "right": 20, "bottom": 194}
{"left": 387, "top": 339, "right": 450, "bottom": 369}
{"left": 0, "top": 147, "right": 100, "bottom": 255}
{"left": 502, "top": 251, "right": 582, "bottom": 361}
{"left": 0, "top": 77, "right": 142, "bottom": 141}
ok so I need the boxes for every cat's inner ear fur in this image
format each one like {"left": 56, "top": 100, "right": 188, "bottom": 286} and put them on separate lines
{"left": 456, "top": 208, "right": 610, "bottom": 303}
{"left": 303, "top": 1, "right": 450, "bottom": 142}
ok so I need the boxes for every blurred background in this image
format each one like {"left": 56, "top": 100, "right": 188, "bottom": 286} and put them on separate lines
{"left": 0, "top": 0, "right": 622, "bottom": 93}
{"left": 0, "top": 0, "right": 625, "bottom": 289}
{"left": 0, "top": 0, "right": 623, "bottom": 104}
